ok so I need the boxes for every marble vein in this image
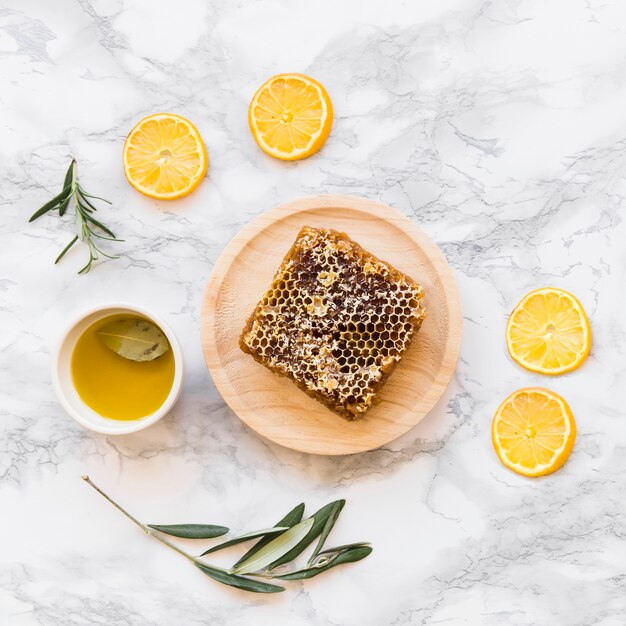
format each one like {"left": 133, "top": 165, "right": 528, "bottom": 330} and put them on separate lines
{"left": 1, "top": 0, "right": 625, "bottom": 624}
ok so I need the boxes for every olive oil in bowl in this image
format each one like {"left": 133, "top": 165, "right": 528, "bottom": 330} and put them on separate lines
{"left": 71, "top": 314, "right": 175, "bottom": 421}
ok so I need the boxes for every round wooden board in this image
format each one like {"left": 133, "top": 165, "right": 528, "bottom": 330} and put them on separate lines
{"left": 201, "top": 195, "right": 462, "bottom": 455}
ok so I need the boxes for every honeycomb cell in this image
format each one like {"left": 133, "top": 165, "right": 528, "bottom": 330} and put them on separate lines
{"left": 239, "top": 226, "right": 426, "bottom": 419}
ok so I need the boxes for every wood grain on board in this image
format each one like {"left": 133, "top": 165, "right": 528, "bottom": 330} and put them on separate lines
{"left": 201, "top": 195, "right": 462, "bottom": 455}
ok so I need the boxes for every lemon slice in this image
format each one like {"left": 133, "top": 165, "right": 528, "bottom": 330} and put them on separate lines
{"left": 248, "top": 73, "right": 333, "bottom": 161}
{"left": 492, "top": 388, "right": 576, "bottom": 477}
{"left": 506, "top": 287, "right": 591, "bottom": 375}
{"left": 123, "top": 113, "right": 207, "bottom": 200}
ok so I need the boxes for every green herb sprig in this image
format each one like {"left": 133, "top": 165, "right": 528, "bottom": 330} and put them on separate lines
{"left": 29, "top": 160, "right": 121, "bottom": 274}
{"left": 82, "top": 475, "right": 372, "bottom": 594}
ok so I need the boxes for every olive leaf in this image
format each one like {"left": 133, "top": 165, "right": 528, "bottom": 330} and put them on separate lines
{"left": 55, "top": 235, "right": 79, "bottom": 264}
{"left": 200, "top": 527, "right": 289, "bottom": 556}
{"left": 272, "top": 545, "right": 373, "bottom": 580}
{"left": 318, "top": 541, "right": 371, "bottom": 555}
{"left": 267, "top": 499, "right": 346, "bottom": 570}
{"left": 97, "top": 318, "right": 170, "bottom": 362}
{"left": 148, "top": 523, "right": 229, "bottom": 539}
{"left": 231, "top": 518, "right": 314, "bottom": 575}
{"left": 307, "top": 499, "right": 345, "bottom": 564}
{"left": 233, "top": 502, "right": 305, "bottom": 567}
{"left": 195, "top": 562, "right": 284, "bottom": 593}
{"left": 82, "top": 476, "right": 371, "bottom": 596}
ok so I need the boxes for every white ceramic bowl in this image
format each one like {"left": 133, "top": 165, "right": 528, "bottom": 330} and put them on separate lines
{"left": 52, "top": 303, "right": 184, "bottom": 435}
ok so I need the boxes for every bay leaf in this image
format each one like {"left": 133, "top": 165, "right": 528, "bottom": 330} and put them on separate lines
{"left": 97, "top": 318, "right": 170, "bottom": 362}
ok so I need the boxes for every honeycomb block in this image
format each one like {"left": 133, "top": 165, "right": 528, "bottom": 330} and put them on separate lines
{"left": 239, "top": 226, "right": 426, "bottom": 419}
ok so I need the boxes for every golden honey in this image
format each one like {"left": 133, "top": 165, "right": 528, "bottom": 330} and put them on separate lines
{"left": 240, "top": 227, "right": 425, "bottom": 418}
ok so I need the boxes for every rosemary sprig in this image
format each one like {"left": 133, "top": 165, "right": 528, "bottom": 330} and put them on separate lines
{"left": 29, "top": 160, "right": 121, "bottom": 274}
{"left": 81, "top": 476, "right": 372, "bottom": 594}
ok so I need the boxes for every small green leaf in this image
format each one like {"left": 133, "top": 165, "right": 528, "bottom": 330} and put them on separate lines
{"left": 278, "top": 503, "right": 306, "bottom": 527}
{"left": 200, "top": 527, "right": 289, "bottom": 556}
{"left": 233, "top": 502, "right": 305, "bottom": 568}
{"left": 77, "top": 192, "right": 99, "bottom": 213}
{"left": 82, "top": 210, "right": 116, "bottom": 238}
{"left": 232, "top": 518, "right": 314, "bottom": 575}
{"left": 97, "top": 318, "right": 170, "bottom": 362}
{"left": 77, "top": 184, "right": 112, "bottom": 203}
{"left": 268, "top": 499, "right": 345, "bottom": 570}
{"left": 272, "top": 545, "right": 373, "bottom": 580}
{"left": 308, "top": 499, "right": 345, "bottom": 564}
{"left": 148, "top": 524, "right": 229, "bottom": 539}
{"left": 29, "top": 186, "right": 72, "bottom": 222}
{"left": 318, "top": 541, "right": 371, "bottom": 555}
{"left": 195, "top": 562, "right": 284, "bottom": 593}
{"left": 55, "top": 235, "right": 79, "bottom": 264}
{"left": 58, "top": 195, "right": 72, "bottom": 217}
{"left": 59, "top": 161, "right": 75, "bottom": 216}
{"left": 64, "top": 160, "right": 76, "bottom": 183}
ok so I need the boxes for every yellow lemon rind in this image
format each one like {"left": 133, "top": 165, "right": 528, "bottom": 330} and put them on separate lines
{"left": 505, "top": 287, "right": 591, "bottom": 376}
{"left": 491, "top": 387, "right": 576, "bottom": 478}
{"left": 248, "top": 73, "right": 333, "bottom": 161}
{"left": 123, "top": 113, "right": 208, "bottom": 200}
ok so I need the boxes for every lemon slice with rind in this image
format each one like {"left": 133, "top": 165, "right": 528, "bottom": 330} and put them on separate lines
{"left": 492, "top": 387, "right": 576, "bottom": 477}
{"left": 506, "top": 287, "right": 591, "bottom": 375}
{"left": 249, "top": 73, "right": 333, "bottom": 161}
{"left": 123, "top": 113, "right": 207, "bottom": 200}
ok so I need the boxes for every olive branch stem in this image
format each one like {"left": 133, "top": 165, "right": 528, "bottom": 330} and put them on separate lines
{"left": 81, "top": 475, "right": 372, "bottom": 594}
{"left": 81, "top": 476, "right": 193, "bottom": 562}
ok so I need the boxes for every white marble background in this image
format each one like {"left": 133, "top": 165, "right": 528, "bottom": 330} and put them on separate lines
{"left": 1, "top": 0, "right": 625, "bottom": 624}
